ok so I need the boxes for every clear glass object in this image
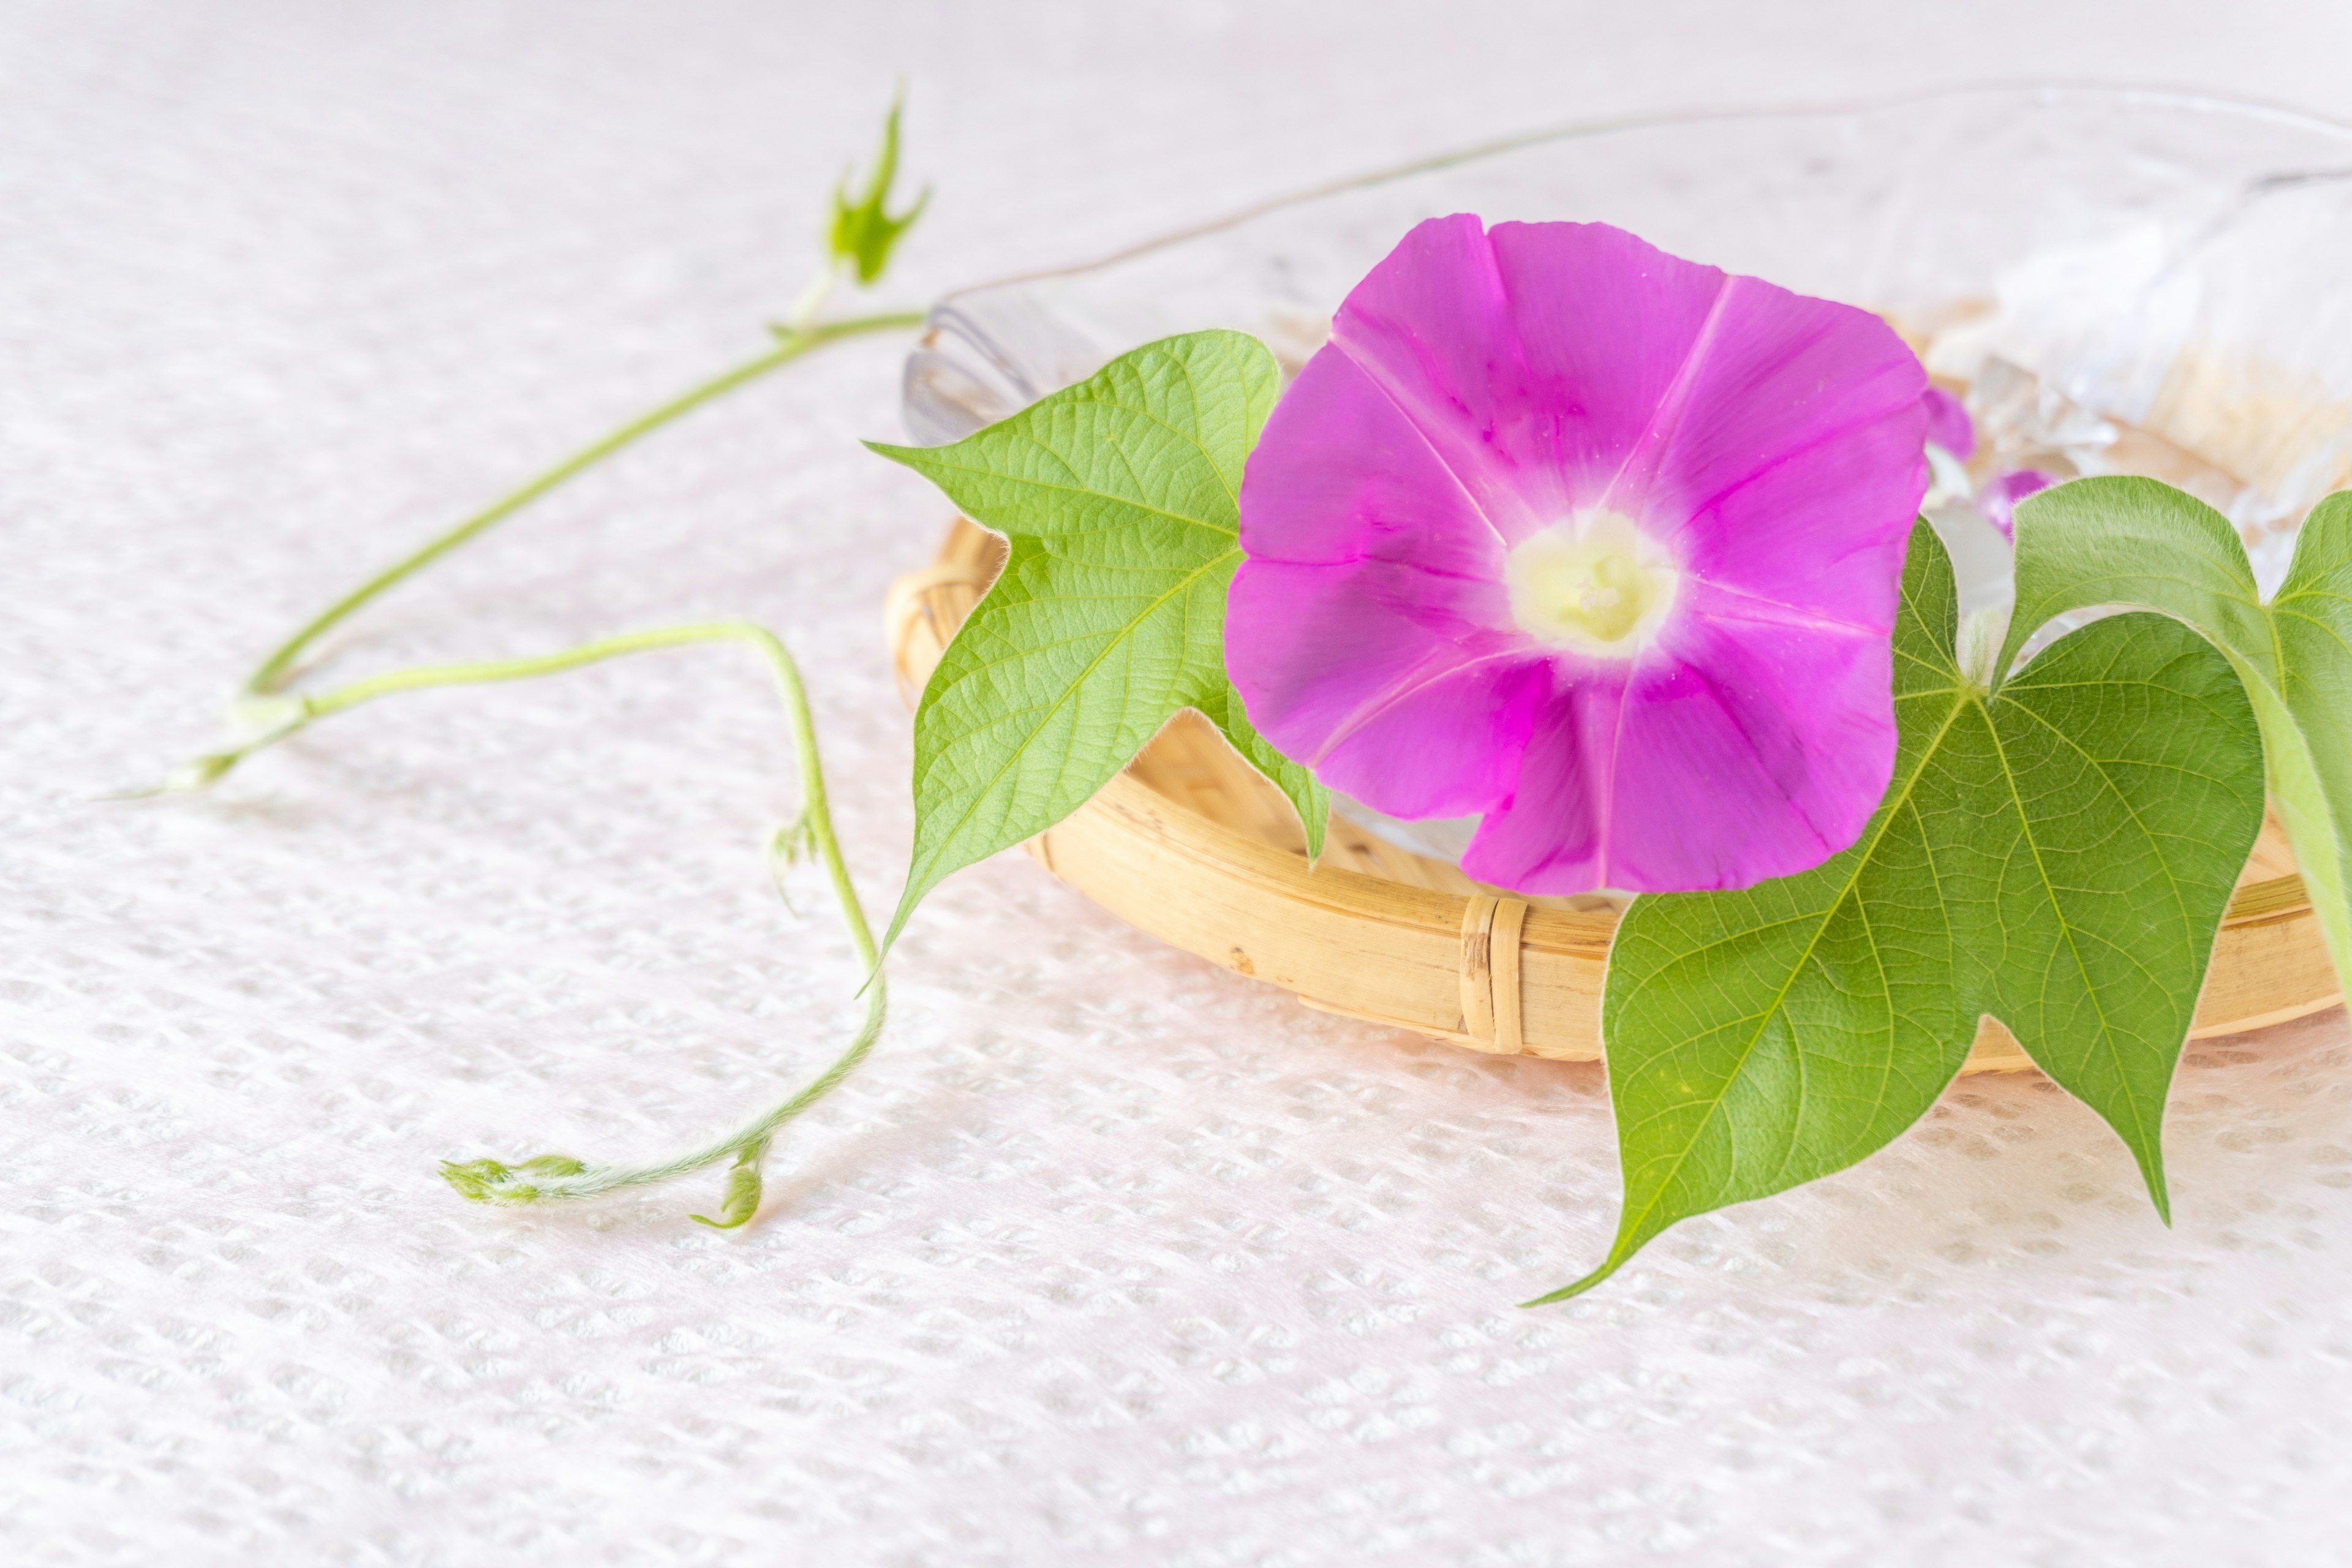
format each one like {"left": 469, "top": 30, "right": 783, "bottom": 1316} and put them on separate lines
{"left": 899, "top": 86, "right": 2352, "bottom": 868}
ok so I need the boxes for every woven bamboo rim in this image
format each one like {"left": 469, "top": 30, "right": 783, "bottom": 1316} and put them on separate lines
{"left": 887, "top": 518, "right": 2343, "bottom": 1071}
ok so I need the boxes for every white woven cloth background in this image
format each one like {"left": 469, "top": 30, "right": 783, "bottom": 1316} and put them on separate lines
{"left": 12, "top": 3, "right": 2352, "bottom": 1563}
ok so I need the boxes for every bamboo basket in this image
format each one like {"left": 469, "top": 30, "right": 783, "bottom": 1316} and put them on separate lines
{"left": 886, "top": 518, "right": 2343, "bottom": 1072}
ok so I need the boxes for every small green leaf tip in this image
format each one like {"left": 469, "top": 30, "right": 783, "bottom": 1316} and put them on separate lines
{"left": 690, "top": 1150, "right": 764, "bottom": 1229}
{"left": 829, "top": 83, "right": 929, "bottom": 286}
{"left": 1519, "top": 1267, "right": 1617, "bottom": 1309}
{"left": 440, "top": 1153, "right": 587, "bottom": 1205}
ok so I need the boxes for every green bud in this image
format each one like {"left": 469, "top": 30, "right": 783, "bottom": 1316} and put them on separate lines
{"left": 439, "top": 1158, "right": 512, "bottom": 1202}
{"left": 827, "top": 85, "right": 930, "bottom": 287}
{"left": 690, "top": 1148, "right": 764, "bottom": 1229}
{"left": 440, "top": 1153, "right": 587, "bottom": 1204}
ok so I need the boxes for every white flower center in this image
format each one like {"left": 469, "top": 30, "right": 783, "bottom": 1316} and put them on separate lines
{"left": 1504, "top": 513, "right": 1678, "bottom": 658}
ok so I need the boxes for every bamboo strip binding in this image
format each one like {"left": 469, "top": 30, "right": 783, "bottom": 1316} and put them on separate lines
{"left": 889, "top": 517, "right": 2344, "bottom": 1072}
{"left": 1458, "top": 894, "right": 1530, "bottom": 1054}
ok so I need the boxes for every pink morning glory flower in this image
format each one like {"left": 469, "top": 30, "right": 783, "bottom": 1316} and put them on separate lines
{"left": 1977, "top": 467, "right": 2056, "bottom": 541}
{"left": 1226, "top": 216, "right": 1929, "bottom": 894}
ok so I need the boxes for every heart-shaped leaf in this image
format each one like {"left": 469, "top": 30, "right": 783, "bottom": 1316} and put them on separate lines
{"left": 2002, "top": 478, "right": 2352, "bottom": 1009}
{"left": 869, "top": 330, "right": 1329, "bottom": 954}
{"left": 1540, "top": 521, "right": 2265, "bottom": 1302}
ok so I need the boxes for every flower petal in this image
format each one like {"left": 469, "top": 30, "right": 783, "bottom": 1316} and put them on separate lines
{"left": 1471, "top": 221, "right": 1735, "bottom": 530}
{"left": 1978, "top": 467, "right": 2057, "bottom": 541}
{"left": 1580, "top": 268, "right": 1926, "bottom": 614}
{"left": 1618, "top": 587, "right": 1899, "bottom": 887}
{"left": 1453, "top": 675, "right": 1620, "bottom": 893}
{"left": 1234, "top": 344, "right": 1506, "bottom": 578}
{"left": 1670, "top": 402, "right": 1927, "bottom": 632}
{"left": 1462, "top": 590, "right": 1898, "bottom": 893}
{"left": 1232, "top": 298, "right": 1538, "bottom": 817}
{"left": 1227, "top": 556, "right": 1540, "bottom": 818}
{"left": 1921, "top": 385, "right": 1977, "bottom": 459}
{"left": 1319, "top": 214, "right": 1562, "bottom": 541}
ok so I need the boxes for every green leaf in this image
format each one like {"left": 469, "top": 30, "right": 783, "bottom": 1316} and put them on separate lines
{"left": 1193, "top": 679, "right": 1332, "bottom": 858}
{"left": 2000, "top": 478, "right": 2352, "bottom": 1008}
{"left": 1538, "top": 522, "right": 2265, "bottom": 1303}
{"left": 829, "top": 83, "right": 929, "bottom": 286}
{"left": 868, "top": 330, "right": 1325, "bottom": 954}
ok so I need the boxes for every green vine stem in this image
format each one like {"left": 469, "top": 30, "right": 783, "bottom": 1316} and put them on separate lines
{"left": 235, "top": 313, "right": 924, "bottom": 711}
{"left": 168, "top": 621, "right": 885, "bottom": 1223}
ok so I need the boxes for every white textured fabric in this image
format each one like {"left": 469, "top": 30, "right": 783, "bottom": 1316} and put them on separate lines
{"left": 11, "top": 4, "right": 2352, "bottom": 1564}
